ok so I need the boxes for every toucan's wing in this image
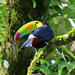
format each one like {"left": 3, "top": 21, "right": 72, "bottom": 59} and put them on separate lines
{"left": 32, "top": 25, "right": 54, "bottom": 41}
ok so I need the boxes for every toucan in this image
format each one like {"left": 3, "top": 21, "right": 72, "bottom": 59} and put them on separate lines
{"left": 14, "top": 20, "right": 54, "bottom": 51}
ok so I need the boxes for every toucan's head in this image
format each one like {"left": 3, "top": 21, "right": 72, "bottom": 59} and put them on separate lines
{"left": 14, "top": 20, "right": 43, "bottom": 43}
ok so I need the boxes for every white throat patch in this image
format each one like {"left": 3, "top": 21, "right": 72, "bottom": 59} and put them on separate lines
{"left": 28, "top": 34, "right": 36, "bottom": 39}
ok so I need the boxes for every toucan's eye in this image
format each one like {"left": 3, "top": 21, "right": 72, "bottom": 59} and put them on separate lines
{"left": 35, "top": 22, "right": 38, "bottom": 24}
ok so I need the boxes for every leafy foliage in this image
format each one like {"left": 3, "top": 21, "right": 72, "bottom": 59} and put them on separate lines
{"left": 32, "top": 0, "right": 36, "bottom": 8}
{"left": 0, "top": 0, "right": 75, "bottom": 75}
{"left": 33, "top": 53, "right": 75, "bottom": 75}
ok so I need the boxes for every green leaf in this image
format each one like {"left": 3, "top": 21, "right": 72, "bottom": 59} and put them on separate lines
{"left": 54, "top": 5, "right": 63, "bottom": 16}
{"left": 67, "top": 62, "right": 75, "bottom": 73}
{"left": 63, "top": 7, "right": 73, "bottom": 18}
{"left": 71, "top": 62, "right": 75, "bottom": 66}
{"left": 69, "top": 0, "right": 75, "bottom": 4}
{"left": 57, "top": 0, "right": 62, "bottom": 5}
{"left": 50, "top": 72, "right": 58, "bottom": 75}
{"left": 33, "top": 66, "right": 41, "bottom": 71}
{"left": 40, "top": 59, "right": 49, "bottom": 64}
{"left": 32, "top": 0, "right": 36, "bottom": 8}
{"left": 64, "top": 18, "right": 72, "bottom": 30}
{"left": 40, "top": 64, "right": 51, "bottom": 75}
{"left": 62, "top": 46, "right": 75, "bottom": 59}
{"left": 28, "top": 13, "right": 34, "bottom": 20}
{"left": 40, "top": 64, "right": 47, "bottom": 74}
{"left": 58, "top": 61, "right": 75, "bottom": 75}
{"left": 58, "top": 62, "right": 68, "bottom": 75}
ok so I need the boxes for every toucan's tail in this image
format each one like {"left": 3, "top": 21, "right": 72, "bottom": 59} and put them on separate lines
{"left": 19, "top": 38, "right": 34, "bottom": 51}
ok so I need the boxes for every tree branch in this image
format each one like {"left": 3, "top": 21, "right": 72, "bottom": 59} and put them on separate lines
{"left": 27, "top": 28, "right": 75, "bottom": 75}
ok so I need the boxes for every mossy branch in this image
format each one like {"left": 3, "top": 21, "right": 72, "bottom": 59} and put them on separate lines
{"left": 27, "top": 28, "right": 75, "bottom": 75}
{"left": 51, "top": 28, "right": 75, "bottom": 46}
{"left": 27, "top": 50, "right": 44, "bottom": 75}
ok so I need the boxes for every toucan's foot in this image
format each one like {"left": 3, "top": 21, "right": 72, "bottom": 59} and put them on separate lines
{"left": 35, "top": 51, "right": 38, "bottom": 56}
{"left": 44, "top": 42, "right": 49, "bottom": 45}
{"left": 34, "top": 48, "right": 38, "bottom": 56}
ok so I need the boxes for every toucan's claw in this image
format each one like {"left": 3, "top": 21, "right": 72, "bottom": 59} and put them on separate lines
{"left": 32, "top": 48, "right": 38, "bottom": 56}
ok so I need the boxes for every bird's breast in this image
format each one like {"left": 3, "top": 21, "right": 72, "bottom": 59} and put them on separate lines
{"left": 32, "top": 37, "right": 39, "bottom": 45}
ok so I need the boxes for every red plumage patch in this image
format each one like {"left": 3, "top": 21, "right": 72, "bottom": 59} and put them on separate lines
{"left": 32, "top": 37, "right": 39, "bottom": 45}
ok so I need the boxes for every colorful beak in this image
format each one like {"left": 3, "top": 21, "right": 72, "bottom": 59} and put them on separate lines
{"left": 14, "top": 20, "right": 43, "bottom": 42}
{"left": 14, "top": 32, "right": 21, "bottom": 43}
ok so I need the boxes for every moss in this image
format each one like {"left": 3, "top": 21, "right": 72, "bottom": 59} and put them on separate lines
{"left": 56, "top": 28, "right": 75, "bottom": 42}
{"left": 27, "top": 49, "right": 44, "bottom": 75}
{"left": 0, "top": 68, "right": 8, "bottom": 75}
{"left": 68, "top": 28, "right": 75, "bottom": 35}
